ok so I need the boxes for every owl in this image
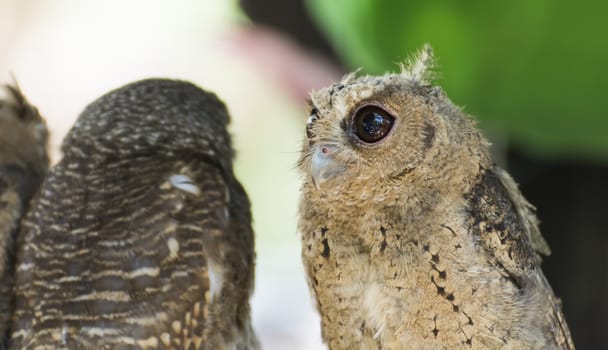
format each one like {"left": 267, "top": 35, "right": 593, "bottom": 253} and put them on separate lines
{"left": 8, "top": 79, "right": 258, "bottom": 349}
{"left": 298, "top": 45, "right": 574, "bottom": 349}
{"left": 0, "top": 84, "right": 49, "bottom": 349}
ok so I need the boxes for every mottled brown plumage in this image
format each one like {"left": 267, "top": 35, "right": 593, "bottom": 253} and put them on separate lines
{"left": 9, "top": 79, "right": 257, "bottom": 349}
{"left": 298, "top": 46, "right": 574, "bottom": 349}
{"left": 0, "top": 84, "right": 49, "bottom": 349}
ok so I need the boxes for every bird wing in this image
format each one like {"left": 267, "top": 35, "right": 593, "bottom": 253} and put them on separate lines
{"left": 493, "top": 167, "right": 551, "bottom": 257}
{"left": 10, "top": 158, "right": 254, "bottom": 349}
{"left": 466, "top": 167, "right": 542, "bottom": 278}
{"left": 465, "top": 166, "right": 574, "bottom": 349}
{"left": 493, "top": 167, "right": 574, "bottom": 349}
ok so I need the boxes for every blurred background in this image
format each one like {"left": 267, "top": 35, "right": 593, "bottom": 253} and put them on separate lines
{"left": 1, "top": 0, "right": 606, "bottom": 348}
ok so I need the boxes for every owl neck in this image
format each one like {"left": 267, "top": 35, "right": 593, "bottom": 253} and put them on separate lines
{"left": 60, "top": 136, "right": 233, "bottom": 177}
{"left": 302, "top": 149, "right": 491, "bottom": 236}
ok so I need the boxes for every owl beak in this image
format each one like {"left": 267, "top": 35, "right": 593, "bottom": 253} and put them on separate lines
{"left": 311, "top": 144, "right": 343, "bottom": 190}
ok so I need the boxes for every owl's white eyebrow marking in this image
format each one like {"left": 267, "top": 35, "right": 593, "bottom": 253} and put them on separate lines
{"left": 207, "top": 258, "right": 224, "bottom": 301}
{"left": 169, "top": 174, "right": 200, "bottom": 195}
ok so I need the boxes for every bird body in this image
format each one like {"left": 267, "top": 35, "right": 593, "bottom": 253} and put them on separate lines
{"left": 298, "top": 46, "right": 574, "bottom": 349}
{"left": 8, "top": 79, "right": 257, "bottom": 349}
{"left": 0, "top": 84, "right": 49, "bottom": 349}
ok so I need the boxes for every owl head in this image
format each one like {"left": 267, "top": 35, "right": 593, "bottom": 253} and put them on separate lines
{"left": 299, "top": 45, "right": 489, "bottom": 197}
{"left": 62, "top": 79, "right": 234, "bottom": 171}
{"left": 0, "top": 83, "right": 49, "bottom": 177}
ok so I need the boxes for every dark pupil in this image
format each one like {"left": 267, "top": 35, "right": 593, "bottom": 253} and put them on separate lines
{"left": 355, "top": 107, "right": 394, "bottom": 143}
{"left": 362, "top": 113, "right": 386, "bottom": 136}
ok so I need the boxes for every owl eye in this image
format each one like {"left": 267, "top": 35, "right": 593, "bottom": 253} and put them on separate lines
{"left": 352, "top": 105, "right": 395, "bottom": 144}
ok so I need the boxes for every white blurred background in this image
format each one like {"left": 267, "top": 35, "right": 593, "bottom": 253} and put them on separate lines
{"left": 0, "top": 1, "right": 342, "bottom": 348}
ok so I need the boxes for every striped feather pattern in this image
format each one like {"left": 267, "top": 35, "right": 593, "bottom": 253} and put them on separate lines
{"left": 8, "top": 80, "right": 257, "bottom": 349}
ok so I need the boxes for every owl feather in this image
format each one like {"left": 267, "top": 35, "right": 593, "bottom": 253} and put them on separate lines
{"left": 8, "top": 79, "right": 258, "bottom": 349}
{"left": 0, "top": 83, "right": 49, "bottom": 350}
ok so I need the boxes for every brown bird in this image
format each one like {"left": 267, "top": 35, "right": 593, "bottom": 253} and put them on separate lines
{"left": 0, "top": 84, "right": 49, "bottom": 349}
{"left": 298, "top": 45, "right": 574, "bottom": 349}
{"left": 9, "top": 79, "right": 258, "bottom": 349}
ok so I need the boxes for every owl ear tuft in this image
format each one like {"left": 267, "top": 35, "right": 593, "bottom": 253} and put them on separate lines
{"left": 339, "top": 68, "right": 361, "bottom": 85}
{"left": 399, "top": 44, "right": 437, "bottom": 85}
